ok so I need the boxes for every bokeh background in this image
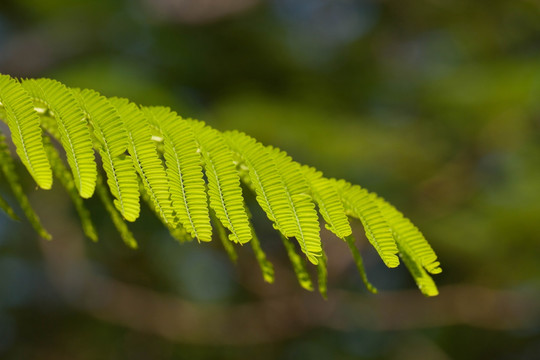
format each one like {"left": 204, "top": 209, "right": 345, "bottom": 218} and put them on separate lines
{"left": 1, "top": 0, "right": 540, "bottom": 359}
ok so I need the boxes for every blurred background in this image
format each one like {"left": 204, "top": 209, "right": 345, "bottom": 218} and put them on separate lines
{"left": 1, "top": 0, "right": 540, "bottom": 358}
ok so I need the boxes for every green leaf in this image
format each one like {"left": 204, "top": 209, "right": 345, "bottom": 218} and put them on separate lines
{"left": 190, "top": 121, "right": 251, "bottom": 244}
{"left": 75, "top": 89, "right": 140, "bottom": 222}
{"left": 108, "top": 98, "right": 173, "bottom": 225}
{"left": 269, "top": 147, "right": 322, "bottom": 265}
{"left": 223, "top": 131, "right": 298, "bottom": 237}
{"left": 0, "top": 74, "right": 52, "bottom": 189}
{"left": 0, "top": 74, "right": 441, "bottom": 296}
{"left": 302, "top": 166, "right": 352, "bottom": 239}
{"left": 21, "top": 78, "right": 97, "bottom": 198}
{"left": 336, "top": 180, "right": 399, "bottom": 268}
{"left": 224, "top": 131, "right": 323, "bottom": 272}
{"left": 142, "top": 106, "right": 211, "bottom": 242}
{"left": 397, "top": 241, "right": 439, "bottom": 296}
{"left": 373, "top": 194, "right": 442, "bottom": 274}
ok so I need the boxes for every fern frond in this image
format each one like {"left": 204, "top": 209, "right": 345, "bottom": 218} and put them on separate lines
{"left": 190, "top": 121, "right": 251, "bottom": 244}
{"left": 0, "top": 73, "right": 442, "bottom": 297}
{"left": 142, "top": 106, "right": 212, "bottom": 242}
{"left": 75, "top": 89, "right": 140, "bottom": 222}
{"left": 108, "top": 98, "right": 173, "bottom": 225}
{"left": 373, "top": 194, "right": 442, "bottom": 274}
{"left": 397, "top": 241, "right": 439, "bottom": 296}
{"left": 269, "top": 147, "right": 322, "bottom": 265}
{"left": 302, "top": 166, "right": 352, "bottom": 239}
{"left": 21, "top": 78, "right": 97, "bottom": 198}
{"left": 0, "top": 133, "right": 51, "bottom": 239}
{"left": 223, "top": 131, "right": 297, "bottom": 238}
{"left": 0, "top": 74, "right": 52, "bottom": 189}
{"left": 335, "top": 180, "right": 399, "bottom": 268}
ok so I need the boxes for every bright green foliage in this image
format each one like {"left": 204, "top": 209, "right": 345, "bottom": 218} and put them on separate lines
{"left": 143, "top": 106, "right": 211, "bottom": 242}
{"left": 0, "top": 75, "right": 52, "bottom": 190}
{"left": 336, "top": 180, "right": 400, "bottom": 268}
{"left": 109, "top": 97, "right": 173, "bottom": 225}
{"left": 396, "top": 241, "right": 439, "bottom": 296}
{"left": 302, "top": 166, "right": 352, "bottom": 239}
{"left": 21, "top": 78, "right": 97, "bottom": 198}
{"left": 373, "top": 194, "right": 441, "bottom": 295}
{"left": 0, "top": 73, "right": 442, "bottom": 297}
{"left": 75, "top": 89, "right": 140, "bottom": 222}
{"left": 190, "top": 121, "right": 252, "bottom": 244}
{"left": 268, "top": 147, "right": 322, "bottom": 265}
{"left": 223, "top": 131, "right": 307, "bottom": 243}
{"left": 373, "top": 194, "right": 442, "bottom": 274}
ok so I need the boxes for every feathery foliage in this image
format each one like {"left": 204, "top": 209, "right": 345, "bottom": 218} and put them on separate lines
{"left": 335, "top": 180, "right": 400, "bottom": 268}
{"left": 190, "top": 121, "right": 252, "bottom": 244}
{"left": 0, "top": 74, "right": 52, "bottom": 190}
{"left": 21, "top": 78, "right": 97, "bottom": 198}
{"left": 223, "top": 131, "right": 298, "bottom": 239}
{"left": 268, "top": 146, "right": 323, "bottom": 264}
{"left": 75, "top": 89, "right": 140, "bottom": 222}
{"left": 302, "top": 166, "right": 352, "bottom": 240}
{"left": 109, "top": 97, "right": 173, "bottom": 225}
{"left": 143, "top": 106, "right": 212, "bottom": 242}
{"left": 0, "top": 73, "right": 442, "bottom": 297}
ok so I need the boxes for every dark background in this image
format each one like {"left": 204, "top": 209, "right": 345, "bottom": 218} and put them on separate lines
{"left": 1, "top": 0, "right": 540, "bottom": 359}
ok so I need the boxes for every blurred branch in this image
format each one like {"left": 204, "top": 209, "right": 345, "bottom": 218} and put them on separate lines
{"left": 37, "top": 204, "right": 540, "bottom": 345}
